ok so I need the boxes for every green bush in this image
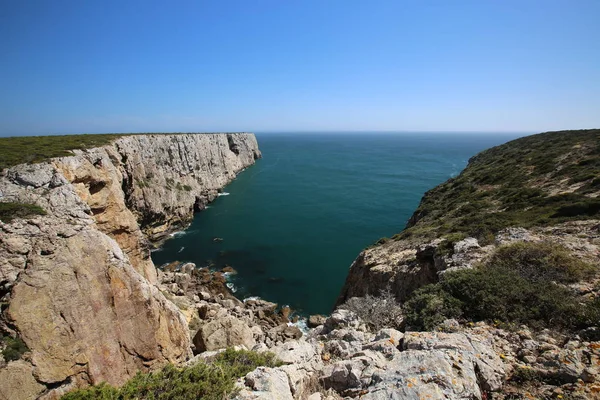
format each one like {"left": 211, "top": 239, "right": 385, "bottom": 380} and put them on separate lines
{"left": 61, "top": 348, "right": 282, "bottom": 400}
{"left": 1, "top": 336, "right": 29, "bottom": 361}
{"left": 487, "top": 241, "right": 595, "bottom": 284}
{"left": 403, "top": 285, "right": 462, "bottom": 331}
{"left": 403, "top": 242, "right": 596, "bottom": 331}
{"left": 0, "top": 202, "right": 47, "bottom": 223}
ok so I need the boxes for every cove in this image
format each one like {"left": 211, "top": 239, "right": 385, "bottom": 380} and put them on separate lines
{"left": 151, "top": 132, "right": 526, "bottom": 315}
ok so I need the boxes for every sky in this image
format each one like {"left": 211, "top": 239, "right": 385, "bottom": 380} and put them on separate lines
{"left": 1, "top": 0, "right": 599, "bottom": 136}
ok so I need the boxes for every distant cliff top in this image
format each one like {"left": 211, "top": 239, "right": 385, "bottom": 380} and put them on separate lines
{"left": 0, "top": 132, "right": 253, "bottom": 171}
{"left": 398, "top": 128, "right": 600, "bottom": 244}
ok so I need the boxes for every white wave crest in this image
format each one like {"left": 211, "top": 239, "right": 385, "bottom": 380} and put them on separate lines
{"left": 288, "top": 318, "right": 309, "bottom": 334}
{"left": 243, "top": 296, "right": 262, "bottom": 302}
{"left": 226, "top": 282, "right": 237, "bottom": 293}
{"left": 217, "top": 192, "right": 230, "bottom": 196}
{"left": 177, "top": 247, "right": 184, "bottom": 253}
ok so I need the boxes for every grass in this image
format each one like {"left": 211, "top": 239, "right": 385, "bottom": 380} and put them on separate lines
{"left": 396, "top": 129, "right": 600, "bottom": 243}
{"left": 404, "top": 241, "right": 598, "bottom": 331}
{"left": 60, "top": 348, "right": 282, "bottom": 400}
{"left": 0, "top": 202, "right": 47, "bottom": 223}
{"left": 0, "top": 134, "right": 124, "bottom": 170}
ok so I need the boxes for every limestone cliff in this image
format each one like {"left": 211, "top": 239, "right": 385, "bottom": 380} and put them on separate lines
{"left": 0, "top": 133, "right": 261, "bottom": 399}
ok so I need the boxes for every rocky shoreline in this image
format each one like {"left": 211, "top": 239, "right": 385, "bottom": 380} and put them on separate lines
{"left": 1, "top": 129, "right": 599, "bottom": 399}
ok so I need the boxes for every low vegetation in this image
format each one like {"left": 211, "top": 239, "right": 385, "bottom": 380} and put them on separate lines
{"left": 0, "top": 134, "right": 124, "bottom": 170}
{"left": 0, "top": 202, "right": 47, "bottom": 223}
{"left": 61, "top": 348, "right": 282, "bottom": 400}
{"left": 404, "top": 241, "right": 598, "bottom": 331}
{"left": 0, "top": 335, "right": 29, "bottom": 362}
{"left": 398, "top": 129, "right": 600, "bottom": 244}
{"left": 341, "top": 288, "right": 404, "bottom": 331}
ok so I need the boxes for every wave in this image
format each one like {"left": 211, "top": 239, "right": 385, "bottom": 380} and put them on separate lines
{"left": 217, "top": 192, "right": 230, "bottom": 197}
{"left": 288, "top": 317, "right": 309, "bottom": 334}
{"left": 177, "top": 247, "right": 184, "bottom": 253}
{"left": 226, "top": 282, "right": 237, "bottom": 293}
{"left": 243, "top": 296, "right": 262, "bottom": 302}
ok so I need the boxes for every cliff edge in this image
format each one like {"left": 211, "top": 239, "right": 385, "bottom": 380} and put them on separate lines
{"left": 337, "top": 129, "right": 600, "bottom": 305}
{"left": 0, "top": 133, "right": 261, "bottom": 399}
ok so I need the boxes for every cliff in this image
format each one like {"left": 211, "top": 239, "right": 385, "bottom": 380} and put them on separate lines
{"left": 337, "top": 129, "right": 600, "bottom": 305}
{"left": 0, "top": 133, "right": 261, "bottom": 399}
{"left": 327, "top": 129, "right": 600, "bottom": 399}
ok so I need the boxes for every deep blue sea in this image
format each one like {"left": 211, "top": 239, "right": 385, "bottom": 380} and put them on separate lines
{"left": 152, "top": 132, "right": 527, "bottom": 315}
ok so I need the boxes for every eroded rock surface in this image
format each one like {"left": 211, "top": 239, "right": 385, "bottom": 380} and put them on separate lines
{"left": 0, "top": 133, "right": 261, "bottom": 398}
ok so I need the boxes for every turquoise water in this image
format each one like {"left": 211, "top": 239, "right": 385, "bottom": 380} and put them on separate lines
{"left": 152, "top": 132, "right": 526, "bottom": 315}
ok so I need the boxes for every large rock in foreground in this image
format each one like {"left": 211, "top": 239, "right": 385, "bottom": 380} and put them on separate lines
{"left": 193, "top": 315, "right": 256, "bottom": 352}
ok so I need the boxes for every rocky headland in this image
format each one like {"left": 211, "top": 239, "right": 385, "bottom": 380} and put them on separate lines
{"left": 0, "top": 133, "right": 261, "bottom": 399}
{"left": 1, "top": 129, "right": 600, "bottom": 400}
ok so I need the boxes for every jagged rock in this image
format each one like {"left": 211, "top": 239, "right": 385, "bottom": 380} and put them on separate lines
{"left": 193, "top": 315, "right": 256, "bottom": 352}
{"left": 236, "top": 367, "right": 294, "bottom": 400}
{"left": 181, "top": 262, "right": 196, "bottom": 274}
{"left": 0, "top": 133, "right": 260, "bottom": 394}
{"left": 307, "top": 314, "right": 327, "bottom": 328}
{"left": 324, "top": 309, "right": 362, "bottom": 332}
{"left": 373, "top": 328, "right": 403, "bottom": 344}
{"left": 7, "top": 228, "right": 192, "bottom": 386}
{"left": 0, "top": 360, "right": 45, "bottom": 400}
{"left": 271, "top": 339, "right": 320, "bottom": 365}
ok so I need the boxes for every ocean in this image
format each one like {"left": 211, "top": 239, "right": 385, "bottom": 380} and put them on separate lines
{"left": 151, "top": 132, "right": 527, "bottom": 315}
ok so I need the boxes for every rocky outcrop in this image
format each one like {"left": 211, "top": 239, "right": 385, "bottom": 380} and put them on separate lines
{"left": 232, "top": 310, "right": 508, "bottom": 400}
{"left": 336, "top": 220, "right": 600, "bottom": 307}
{"left": 113, "top": 133, "right": 260, "bottom": 240}
{"left": 193, "top": 316, "right": 256, "bottom": 352}
{"left": 0, "top": 133, "right": 260, "bottom": 398}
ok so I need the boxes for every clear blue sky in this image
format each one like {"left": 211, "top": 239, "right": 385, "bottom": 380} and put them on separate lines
{"left": 1, "top": 0, "right": 599, "bottom": 135}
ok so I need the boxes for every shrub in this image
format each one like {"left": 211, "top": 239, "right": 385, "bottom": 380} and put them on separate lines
{"left": 1, "top": 335, "right": 29, "bottom": 361}
{"left": 340, "top": 288, "right": 404, "bottom": 331}
{"left": 403, "top": 242, "right": 596, "bottom": 331}
{"left": 487, "top": 241, "right": 595, "bottom": 284}
{"left": 439, "top": 267, "right": 581, "bottom": 329}
{"left": 0, "top": 202, "right": 47, "bottom": 223}
{"left": 403, "top": 285, "right": 462, "bottom": 331}
{"left": 397, "top": 129, "right": 600, "bottom": 243}
{"left": 61, "top": 348, "right": 281, "bottom": 400}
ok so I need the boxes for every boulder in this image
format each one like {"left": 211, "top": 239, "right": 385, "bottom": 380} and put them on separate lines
{"left": 235, "top": 367, "right": 294, "bottom": 400}
{"left": 0, "top": 361, "right": 45, "bottom": 400}
{"left": 307, "top": 314, "right": 327, "bottom": 328}
{"left": 193, "top": 315, "right": 256, "bottom": 352}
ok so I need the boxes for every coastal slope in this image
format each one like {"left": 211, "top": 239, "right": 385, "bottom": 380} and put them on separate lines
{"left": 337, "top": 129, "right": 600, "bottom": 305}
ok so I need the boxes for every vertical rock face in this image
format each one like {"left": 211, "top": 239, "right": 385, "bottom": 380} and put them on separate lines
{"left": 0, "top": 133, "right": 261, "bottom": 398}
{"left": 114, "top": 133, "right": 261, "bottom": 240}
